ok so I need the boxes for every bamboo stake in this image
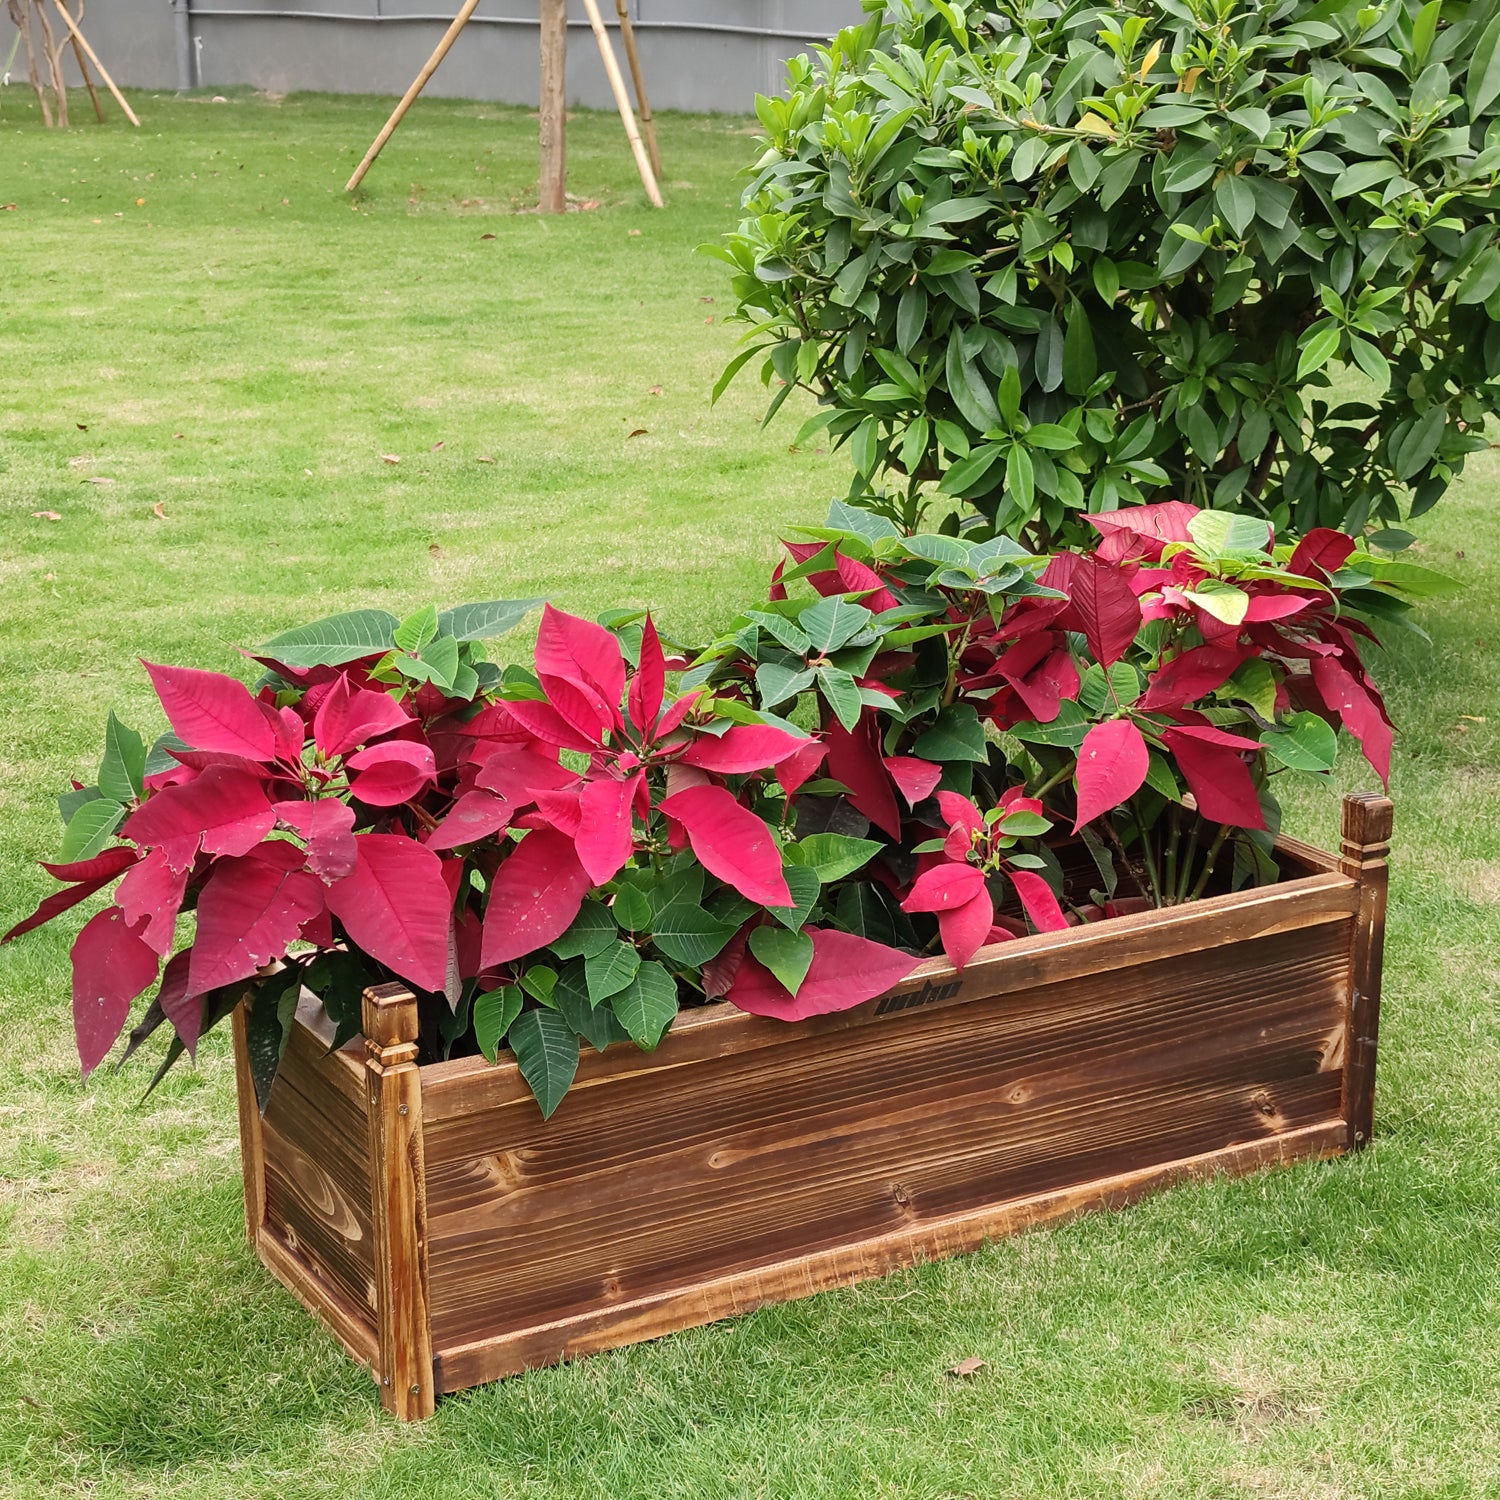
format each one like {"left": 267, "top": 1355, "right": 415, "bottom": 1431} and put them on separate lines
{"left": 537, "top": 0, "right": 566, "bottom": 213}
{"left": 70, "top": 36, "right": 105, "bottom": 121}
{"left": 612, "top": 0, "right": 660, "bottom": 179}
{"left": 48, "top": 0, "right": 138, "bottom": 125}
{"left": 68, "top": 0, "right": 105, "bottom": 124}
{"left": 579, "top": 0, "right": 662, "bottom": 207}
{"left": 345, "top": 0, "right": 481, "bottom": 192}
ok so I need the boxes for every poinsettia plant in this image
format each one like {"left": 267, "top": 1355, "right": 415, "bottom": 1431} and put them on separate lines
{"left": 954, "top": 501, "right": 1437, "bottom": 913}
{"left": 4, "top": 599, "right": 544, "bottom": 1087}
{"left": 901, "top": 787, "right": 1067, "bottom": 969}
{"left": 5, "top": 592, "right": 963, "bottom": 1116}
{"left": 6, "top": 500, "right": 1434, "bottom": 1116}
{"left": 722, "top": 497, "right": 1439, "bottom": 970}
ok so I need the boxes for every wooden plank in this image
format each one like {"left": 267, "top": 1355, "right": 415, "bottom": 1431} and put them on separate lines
{"left": 231, "top": 1003, "right": 266, "bottom": 1240}
{"left": 427, "top": 1062, "right": 1341, "bottom": 1346}
{"left": 260, "top": 1107, "right": 376, "bottom": 1318}
{"left": 434, "top": 1118, "right": 1346, "bottom": 1392}
{"left": 1275, "top": 834, "right": 1341, "bottom": 875}
{"left": 240, "top": 988, "right": 381, "bottom": 1347}
{"left": 422, "top": 927, "right": 1349, "bottom": 1351}
{"left": 255, "top": 1223, "right": 380, "bottom": 1374}
{"left": 268, "top": 1046, "right": 375, "bottom": 1191}
{"left": 362, "top": 984, "right": 436, "bottom": 1421}
{"left": 1339, "top": 792, "right": 1393, "bottom": 1148}
{"left": 289, "top": 993, "right": 369, "bottom": 1105}
{"left": 422, "top": 872, "right": 1359, "bottom": 1123}
{"left": 257, "top": 991, "right": 379, "bottom": 1321}
{"left": 425, "top": 923, "right": 1349, "bottom": 1171}
{"left": 425, "top": 975, "right": 1344, "bottom": 1206}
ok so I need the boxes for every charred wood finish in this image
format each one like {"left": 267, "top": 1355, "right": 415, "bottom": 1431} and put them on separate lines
{"left": 233, "top": 794, "right": 1393, "bottom": 1418}
{"left": 1338, "top": 792, "right": 1393, "bottom": 1150}
{"left": 362, "top": 982, "right": 436, "bottom": 1420}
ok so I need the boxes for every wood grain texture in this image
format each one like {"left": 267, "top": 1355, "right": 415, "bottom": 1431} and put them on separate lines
{"left": 362, "top": 984, "right": 436, "bottom": 1421}
{"left": 255, "top": 1222, "right": 379, "bottom": 1374}
{"left": 422, "top": 870, "right": 1359, "bottom": 1124}
{"left": 435, "top": 1118, "right": 1348, "bottom": 1392}
{"left": 238, "top": 994, "right": 381, "bottom": 1381}
{"left": 258, "top": 998, "right": 378, "bottom": 1323}
{"left": 1275, "top": 833, "right": 1342, "bottom": 876}
{"left": 260, "top": 1095, "right": 376, "bottom": 1317}
{"left": 238, "top": 805, "right": 1386, "bottom": 1415}
{"left": 422, "top": 922, "right": 1351, "bottom": 1361}
{"left": 1340, "top": 793, "right": 1393, "bottom": 1149}
{"left": 289, "top": 993, "right": 369, "bottom": 1102}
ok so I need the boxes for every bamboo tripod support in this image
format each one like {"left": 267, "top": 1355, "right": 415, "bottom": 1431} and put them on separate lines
{"left": 7, "top": 0, "right": 132, "bottom": 126}
{"left": 613, "top": 0, "right": 659, "bottom": 179}
{"left": 344, "top": 0, "right": 663, "bottom": 208}
{"left": 71, "top": 27, "right": 106, "bottom": 123}
{"left": 579, "top": 0, "right": 660, "bottom": 205}
{"left": 344, "top": 0, "right": 483, "bottom": 193}
{"left": 49, "top": 0, "right": 139, "bottom": 125}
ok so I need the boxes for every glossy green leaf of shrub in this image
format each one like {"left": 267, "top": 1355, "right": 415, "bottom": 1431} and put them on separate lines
{"left": 714, "top": 0, "right": 1500, "bottom": 545}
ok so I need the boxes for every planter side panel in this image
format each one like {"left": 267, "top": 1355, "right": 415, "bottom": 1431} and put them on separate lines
{"left": 259, "top": 1016, "right": 379, "bottom": 1335}
{"left": 422, "top": 919, "right": 1352, "bottom": 1374}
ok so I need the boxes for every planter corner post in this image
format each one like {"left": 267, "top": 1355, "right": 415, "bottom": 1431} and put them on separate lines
{"left": 363, "top": 983, "right": 436, "bottom": 1420}
{"left": 1339, "top": 791, "right": 1393, "bottom": 1151}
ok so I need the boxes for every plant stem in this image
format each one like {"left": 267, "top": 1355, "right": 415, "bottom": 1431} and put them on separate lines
{"left": 1163, "top": 805, "right": 1180, "bottom": 907}
{"left": 1189, "top": 823, "right": 1231, "bottom": 902}
{"left": 940, "top": 618, "right": 976, "bottom": 706}
{"left": 1104, "top": 814, "right": 1154, "bottom": 905}
{"left": 1032, "top": 757, "right": 1077, "bottom": 800}
{"left": 1179, "top": 822, "right": 1196, "bottom": 905}
{"left": 1131, "top": 809, "right": 1163, "bottom": 908}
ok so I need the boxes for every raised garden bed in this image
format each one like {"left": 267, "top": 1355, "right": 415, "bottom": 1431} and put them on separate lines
{"left": 233, "top": 792, "right": 1390, "bottom": 1420}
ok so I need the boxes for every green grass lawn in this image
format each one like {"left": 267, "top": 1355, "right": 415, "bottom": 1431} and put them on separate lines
{"left": 2, "top": 87, "right": 1499, "bottom": 1500}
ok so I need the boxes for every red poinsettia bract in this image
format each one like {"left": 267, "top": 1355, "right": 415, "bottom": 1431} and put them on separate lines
{"left": 901, "top": 790, "right": 1068, "bottom": 970}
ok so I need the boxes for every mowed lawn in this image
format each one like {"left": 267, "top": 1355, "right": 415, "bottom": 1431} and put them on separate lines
{"left": 2, "top": 88, "right": 1499, "bottom": 1500}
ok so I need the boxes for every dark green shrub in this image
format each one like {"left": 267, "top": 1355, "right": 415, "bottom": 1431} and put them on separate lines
{"left": 713, "top": 0, "right": 1500, "bottom": 546}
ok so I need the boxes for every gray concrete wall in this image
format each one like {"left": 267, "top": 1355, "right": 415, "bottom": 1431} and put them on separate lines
{"left": 33, "top": 0, "right": 862, "bottom": 113}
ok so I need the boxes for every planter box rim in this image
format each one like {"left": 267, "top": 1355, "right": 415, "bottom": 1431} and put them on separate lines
{"left": 308, "top": 854, "right": 1359, "bottom": 1112}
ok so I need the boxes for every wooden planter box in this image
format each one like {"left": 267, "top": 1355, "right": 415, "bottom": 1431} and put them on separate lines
{"left": 232, "top": 793, "right": 1392, "bottom": 1420}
